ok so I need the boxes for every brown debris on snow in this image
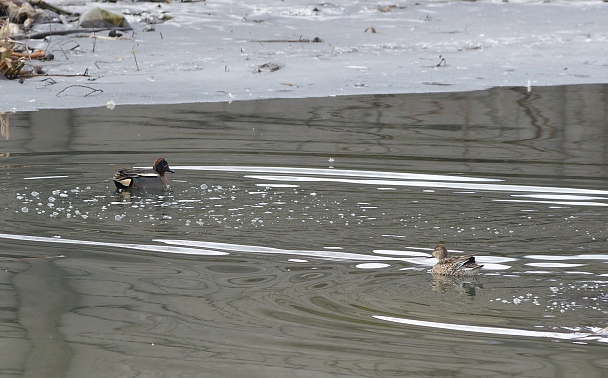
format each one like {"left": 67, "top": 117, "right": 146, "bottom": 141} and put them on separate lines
{"left": 0, "top": 20, "right": 51, "bottom": 79}
{"left": 0, "top": 0, "right": 137, "bottom": 80}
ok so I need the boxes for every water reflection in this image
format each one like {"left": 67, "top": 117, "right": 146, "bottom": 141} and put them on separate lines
{"left": 2, "top": 85, "right": 608, "bottom": 376}
{"left": 0, "top": 112, "right": 8, "bottom": 140}
{"left": 430, "top": 275, "right": 483, "bottom": 296}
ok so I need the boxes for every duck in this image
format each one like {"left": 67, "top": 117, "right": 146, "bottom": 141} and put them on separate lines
{"left": 428, "top": 244, "right": 483, "bottom": 276}
{"left": 112, "top": 157, "right": 174, "bottom": 190}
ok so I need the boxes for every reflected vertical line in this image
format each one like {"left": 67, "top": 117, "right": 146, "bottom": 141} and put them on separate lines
{"left": 14, "top": 258, "right": 76, "bottom": 378}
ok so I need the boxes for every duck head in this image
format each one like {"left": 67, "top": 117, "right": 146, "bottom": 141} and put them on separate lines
{"left": 153, "top": 157, "right": 174, "bottom": 176}
{"left": 430, "top": 244, "right": 449, "bottom": 259}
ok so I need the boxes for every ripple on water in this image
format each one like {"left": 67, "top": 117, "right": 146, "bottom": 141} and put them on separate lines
{"left": 4, "top": 87, "right": 608, "bottom": 375}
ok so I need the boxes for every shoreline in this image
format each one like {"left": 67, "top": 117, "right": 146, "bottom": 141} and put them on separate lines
{"left": 2, "top": 0, "right": 607, "bottom": 112}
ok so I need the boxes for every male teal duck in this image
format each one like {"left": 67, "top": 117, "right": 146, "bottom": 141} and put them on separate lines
{"left": 112, "top": 157, "right": 174, "bottom": 190}
{"left": 428, "top": 244, "right": 483, "bottom": 276}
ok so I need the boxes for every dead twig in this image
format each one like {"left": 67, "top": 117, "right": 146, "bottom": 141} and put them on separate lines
{"left": 131, "top": 48, "right": 139, "bottom": 71}
{"left": 436, "top": 55, "right": 446, "bottom": 67}
{"left": 251, "top": 37, "right": 322, "bottom": 43}
{"left": 29, "top": 0, "right": 74, "bottom": 16}
{"left": 48, "top": 39, "right": 80, "bottom": 60}
{"left": 11, "top": 27, "right": 133, "bottom": 41}
{"left": 22, "top": 72, "right": 90, "bottom": 78}
{"left": 94, "top": 60, "right": 113, "bottom": 69}
{"left": 56, "top": 85, "right": 103, "bottom": 97}
{"left": 41, "top": 77, "right": 57, "bottom": 85}
{"left": 11, "top": 50, "right": 47, "bottom": 59}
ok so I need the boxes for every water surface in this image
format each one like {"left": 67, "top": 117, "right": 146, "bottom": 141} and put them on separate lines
{"left": 1, "top": 85, "right": 608, "bottom": 377}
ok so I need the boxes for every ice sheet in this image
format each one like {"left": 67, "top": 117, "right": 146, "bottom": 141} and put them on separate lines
{"left": 2, "top": 0, "right": 607, "bottom": 111}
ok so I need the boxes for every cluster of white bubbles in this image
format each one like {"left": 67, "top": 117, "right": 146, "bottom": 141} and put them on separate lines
{"left": 489, "top": 281, "right": 607, "bottom": 317}
{"left": 12, "top": 182, "right": 384, "bottom": 230}
{"left": 545, "top": 282, "right": 607, "bottom": 314}
{"left": 491, "top": 293, "right": 541, "bottom": 306}
{"left": 15, "top": 188, "right": 93, "bottom": 220}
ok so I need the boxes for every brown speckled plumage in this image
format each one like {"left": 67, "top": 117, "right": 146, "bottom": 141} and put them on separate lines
{"left": 429, "top": 244, "right": 483, "bottom": 276}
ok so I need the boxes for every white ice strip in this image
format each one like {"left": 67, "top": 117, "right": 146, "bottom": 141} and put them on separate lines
{"left": 24, "top": 176, "right": 70, "bottom": 180}
{"left": 174, "top": 166, "right": 608, "bottom": 197}
{"left": 526, "top": 262, "right": 585, "bottom": 268}
{"left": 374, "top": 250, "right": 429, "bottom": 257}
{"left": 288, "top": 259, "right": 308, "bottom": 263}
{"left": 356, "top": 263, "right": 391, "bottom": 269}
{"left": 172, "top": 166, "right": 608, "bottom": 204}
{"left": 0, "top": 233, "right": 229, "bottom": 256}
{"left": 513, "top": 194, "right": 608, "bottom": 201}
{"left": 156, "top": 239, "right": 397, "bottom": 261}
{"left": 245, "top": 175, "right": 608, "bottom": 198}
{"left": 373, "top": 316, "right": 605, "bottom": 342}
{"left": 479, "top": 263, "right": 511, "bottom": 271}
{"left": 493, "top": 199, "right": 608, "bottom": 207}
{"left": 255, "top": 184, "right": 299, "bottom": 188}
{"left": 525, "top": 254, "right": 608, "bottom": 261}
{"left": 477, "top": 256, "right": 518, "bottom": 264}
{"left": 246, "top": 175, "right": 608, "bottom": 198}
{"left": 174, "top": 166, "right": 501, "bottom": 183}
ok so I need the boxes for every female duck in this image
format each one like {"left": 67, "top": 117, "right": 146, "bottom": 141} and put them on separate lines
{"left": 429, "top": 244, "right": 483, "bottom": 276}
{"left": 113, "top": 157, "right": 174, "bottom": 190}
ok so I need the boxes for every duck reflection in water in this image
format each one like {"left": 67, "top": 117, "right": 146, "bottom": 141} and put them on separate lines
{"left": 431, "top": 275, "right": 482, "bottom": 296}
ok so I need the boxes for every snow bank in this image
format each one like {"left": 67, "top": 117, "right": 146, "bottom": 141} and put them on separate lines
{"left": 3, "top": 0, "right": 608, "bottom": 111}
